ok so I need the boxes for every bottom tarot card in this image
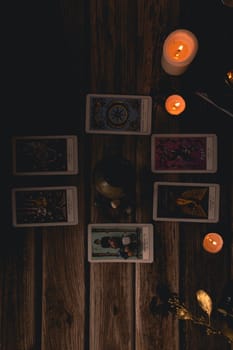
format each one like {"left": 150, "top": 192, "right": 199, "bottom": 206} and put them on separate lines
{"left": 88, "top": 223, "right": 154, "bottom": 263}
{"left": 12, "top": 186, "right": 78, "bottom": 227}
{"left": 153, "top": 182, "right": 220, "bottom": 223}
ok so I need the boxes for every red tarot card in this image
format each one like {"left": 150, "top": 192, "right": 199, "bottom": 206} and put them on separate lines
{"left": 151, "top": 134, "right": 217, "bottom": 173}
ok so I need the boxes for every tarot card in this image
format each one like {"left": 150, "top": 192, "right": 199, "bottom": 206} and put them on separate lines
{"left": 12, "top": 186, "right": 78, "bottom": 227}
{"left": 12, "top": 135, "right": 78, "bottom": 175}
{"left": 85, "top": 93, "right": 152, "bottom": 135}
{"left": 153, "top": 182, "right": 220, "bottom": 223}
{"left": 151, "top": 134, "right": 217, "bottom": 173}
{"left": 88, "top": 223, "right": 154, "bottom": 263}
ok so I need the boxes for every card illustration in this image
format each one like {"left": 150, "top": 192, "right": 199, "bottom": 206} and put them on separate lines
{"left": 85, "top": 94, "right": 152, "bottom": 135}
{"left": 12, "top": 135, "right": 78, "bottom": 175}
{"left": 88, "top": 223, "right": 154, "bottom": 263}
{"left": 151, "top": 134, "right": 217, "bottom": 173}
{"left": 153, "top": 182, "right": 220, "bottom": 223}
{"left": 12, "top": 186, "right": 78, "bottom": 227}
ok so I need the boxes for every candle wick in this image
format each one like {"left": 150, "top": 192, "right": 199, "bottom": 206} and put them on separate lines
{"left": 172, "top": 102, "right": 181, "bottom": 110}
{"left": 174, "top": 45, "right": 184, "bottom": 58}
{"left": 208, "top": 238, "right": 217, "bottom": 246}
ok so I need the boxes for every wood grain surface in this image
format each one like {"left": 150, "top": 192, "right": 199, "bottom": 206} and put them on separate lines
{"left": 1, "top": 1, "right": 232, "bottom": 350}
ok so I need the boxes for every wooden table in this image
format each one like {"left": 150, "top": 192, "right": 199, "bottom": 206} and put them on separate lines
{"left": 1, "top": 1, "right": 233, "bottom": 349}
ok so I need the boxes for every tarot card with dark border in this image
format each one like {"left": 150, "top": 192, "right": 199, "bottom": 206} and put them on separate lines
{"left": 85, "top": 94, "right": 152, "bottom": 135}
{"left": 12, "top": 186, "right": 78, "bottom": 227}
{"left": 12, "top": 135, "right": 78, "bottom": 175}
{"left": 151, "top": 134, "right": 217, "bottom": 173}
{"left": 153, "top": 182, "right": 220, "bottom": 223}
{"left": 88, "top": 223, "right": 154, "bottom": 263}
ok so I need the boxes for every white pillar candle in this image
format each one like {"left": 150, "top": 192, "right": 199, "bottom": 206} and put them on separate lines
{"left": 165, "top": 94, "right": 186, "bottom": 115}
{"left": 161, "top": 29, "right": 198, "bottom": 76}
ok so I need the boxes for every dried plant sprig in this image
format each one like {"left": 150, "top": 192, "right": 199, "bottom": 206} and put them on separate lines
{"left": 168, "top": 294, "right": 193, "bottom": 320}
{"left": 168, "top": 294, "right": 233, "bottom": 343}
{"left": 196, "top": 289, "right": 213, "bottom": 325}
{"left": 160, "top": 291, "right": 233, "bottom": 344}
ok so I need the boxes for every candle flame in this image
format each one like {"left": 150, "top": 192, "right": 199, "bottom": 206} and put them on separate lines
{"left": 227, "top": 70, "right": 233, "bottom": 82}
{"left": 208, "top": 238, "right": 217, "bottom": 246}
{"left": 174, "top": 45, "right": 184, "bottom": 58}
{"left": 172, "top": 101, "right": 181, "bottom": 110}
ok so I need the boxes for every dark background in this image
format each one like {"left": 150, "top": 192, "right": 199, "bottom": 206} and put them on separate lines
{"left": 2, "top": 0, "right": 233, "bottom": 132}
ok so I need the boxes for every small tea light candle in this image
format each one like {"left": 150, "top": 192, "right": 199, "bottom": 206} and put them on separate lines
{"left": 203, "top": 232, "right": 224, "bottom": 254}
{"left": 165, "top": 94, "right": 186, "bottom": 115}
{"left": 161, "top": 29, "right": 198, "bottom": 76}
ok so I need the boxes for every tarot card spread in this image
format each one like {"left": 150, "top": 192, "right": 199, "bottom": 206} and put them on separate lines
{"left": 151, "top": 134, "right": 217, "bottom": 173}
{"left": 85, "top": 94, "right": 152, "bottom": 135}
{"left": 12, "top": 135, "right": 78, "bottom": 175}
{"left": 12, "top": 186, "right": 78, "bottom": 227}
{"left": 153, "top": 182, "right": 220, "bottom": 223}
{"left": 88, "top": 224, "right": 154, "bottom": 263}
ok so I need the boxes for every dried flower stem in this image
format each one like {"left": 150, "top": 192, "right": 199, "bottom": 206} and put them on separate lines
{"left": 167, "top": 295, "right": 233, "bottom": 343}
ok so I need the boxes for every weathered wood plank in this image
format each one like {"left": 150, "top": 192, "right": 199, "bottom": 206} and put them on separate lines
{"left": 40, "top": 0, "right": 89, "bottom": 348}
{"left": 41, "top": 134, "right": 87, "bottom": 349}
{"left": 135, "top": 126, "right": 180, "bottom": 350}
{"left": 89, "top": 263, "right": 134, "bottom": 350}
{"left": 89, "top": 135, "right": 135, "bottom": 350}
{"left": 41, "top": 227, "right": 86, "bottom": 350}
{"left": 136, "top": 222, "right": 180, "bottom": 350}
{"left": 0, "top": 230, "right": 37, "bottom": 350}
{"left": 89, "top": 0, "right": 140, "bottom": 94}
{"left": 134, "top": 0, "right": 181, "bottom": 347}
{"left": 89, "top": 1, "right": 182, "bottom": 349}
{"left": 88, "top": 2, "right": 140, "bottom": 349}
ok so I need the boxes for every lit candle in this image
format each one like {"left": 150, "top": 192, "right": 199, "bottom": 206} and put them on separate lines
{"left": 225, "top": 68, "right": 233, "bottom": 88}
{"left": 161, "top": 29, "right": 198, "bottom": 76}
{"left": 165, "top": 94, "right": 186, "bottom": 115}
{"left": 203, "top": 232, "right": 224, "bottom": 254}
